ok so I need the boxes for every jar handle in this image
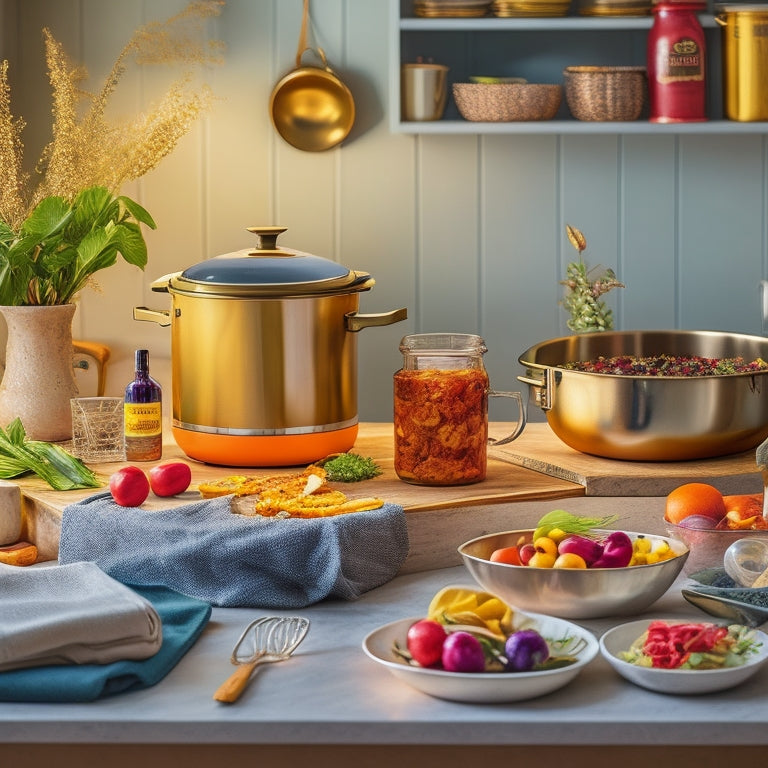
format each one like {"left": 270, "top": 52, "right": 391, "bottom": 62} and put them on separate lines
{"left": 487, "top": 390, "right": 527, "bottom": 446}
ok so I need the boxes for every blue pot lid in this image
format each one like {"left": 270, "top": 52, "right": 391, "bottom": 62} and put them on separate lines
{"left": 159, "top": 227, "right": 375, "bottom": 298}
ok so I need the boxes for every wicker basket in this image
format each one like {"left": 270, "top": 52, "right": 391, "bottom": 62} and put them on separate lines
{"left": 564, "top": 66, "right": 647, "bottom": 121}
{"left": 453, "top": 83, "right": 563, "bottom": 122}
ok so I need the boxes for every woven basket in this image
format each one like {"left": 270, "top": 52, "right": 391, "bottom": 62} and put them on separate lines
{"left": 564, "top": 66, "right": 647, "bottom": 121}
{"left": 453, "top": 83, "right": 562, "bottom": 122}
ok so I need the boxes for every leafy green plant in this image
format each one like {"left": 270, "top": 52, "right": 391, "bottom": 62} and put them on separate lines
{"left": 561, "top": 224, "right": 625, "bottom": 333}
{"left": 0, "top": 185, "right": 155, "bottom": 306}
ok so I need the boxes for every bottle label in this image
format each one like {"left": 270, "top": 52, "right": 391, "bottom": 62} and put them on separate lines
{"left": 124, "top": 402, "right": 162, "bottom": 438}
{"left": 661, "top": 38, "right": 704, "bottom": 82}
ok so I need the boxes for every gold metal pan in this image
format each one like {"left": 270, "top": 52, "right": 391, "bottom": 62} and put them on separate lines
{"left": 270, "top": 49, "right": 355, "bottom": 152}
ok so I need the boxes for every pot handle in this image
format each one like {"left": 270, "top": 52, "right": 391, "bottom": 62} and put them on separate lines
{"left": 345, "top": 308, "right": 407, "bottom": 332}
{"left": 133, "top": 307, "right": 172, "bottom": 327}
{"left": 517, "top": 369, "right": 555, "bottom": 411}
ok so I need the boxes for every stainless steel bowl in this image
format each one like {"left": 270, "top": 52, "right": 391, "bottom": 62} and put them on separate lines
{"left": 518, "top": 330, "right": 768, "bottom": 461}
{"left": 459, "top": 529, "right": 689, "bottom": 619}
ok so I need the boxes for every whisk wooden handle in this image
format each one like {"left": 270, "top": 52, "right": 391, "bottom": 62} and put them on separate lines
{"left": 213, "top": 660, "right": 259, "bottom": 703}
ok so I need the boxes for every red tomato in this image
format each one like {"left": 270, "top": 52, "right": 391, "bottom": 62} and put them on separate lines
{"left": 489, "top": 546, "right": 522, "bottom": 566}
{"left": 109, "top": 466, "right": 150, "bottom": 507}
{"left": 406, "top": 619, "right": 447, "bottom": 667}
{"left": 149, "top": 462, "right": 192, "bottom": 497}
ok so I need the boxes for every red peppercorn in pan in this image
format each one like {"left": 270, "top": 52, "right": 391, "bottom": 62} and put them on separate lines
{"left": 562, "top": 354, "right": 768, "bottom": 376}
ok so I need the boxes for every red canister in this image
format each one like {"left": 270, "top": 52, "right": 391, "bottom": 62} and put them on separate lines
{"left": 647, "top": 1, "right": 708, "bottom": 122}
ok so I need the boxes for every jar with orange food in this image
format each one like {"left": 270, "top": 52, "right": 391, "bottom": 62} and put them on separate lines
{"left": 393, "top": 333, "right": 526, "bottom": 486}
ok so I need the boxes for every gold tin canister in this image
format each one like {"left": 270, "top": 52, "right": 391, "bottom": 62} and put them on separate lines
{"left": 716, "top": 4, "right": 768, "bottom": 121}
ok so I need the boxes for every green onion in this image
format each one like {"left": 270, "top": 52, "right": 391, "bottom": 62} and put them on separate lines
{"left": 532, "top": 509, "right": 619, "bottom": 542}
{"left": 0, "top": 418, "right": 100, "bottom": 490}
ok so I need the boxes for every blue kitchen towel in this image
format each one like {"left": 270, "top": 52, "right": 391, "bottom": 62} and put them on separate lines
{"left": 59, "top": 492, "right": 409, "bottom": 608}
{"left": 0, "top": 584, "right": 211, "bottom": 702}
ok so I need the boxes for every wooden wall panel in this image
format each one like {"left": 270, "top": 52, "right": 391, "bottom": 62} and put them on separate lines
{"left": 677, "top": 135, "right": 765, "bottom": 334}
{"left": 621, "top": 136, "right": 677, "bottom": 330}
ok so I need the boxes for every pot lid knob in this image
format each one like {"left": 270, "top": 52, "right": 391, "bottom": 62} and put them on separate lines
{"left": 247, "top": 226, "right": 289, "bottom": 256}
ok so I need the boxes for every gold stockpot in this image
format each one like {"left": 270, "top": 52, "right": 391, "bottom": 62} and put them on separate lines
{"left": 519, "top": 330, "right": 768, "bottom": 461}
{"left": 134, "top": 226, "right": 406, "bottom": 467}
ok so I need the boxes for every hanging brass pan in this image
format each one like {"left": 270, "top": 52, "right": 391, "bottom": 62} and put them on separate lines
{"left": 269, "top": 0, "right": 355, "bottom": 151}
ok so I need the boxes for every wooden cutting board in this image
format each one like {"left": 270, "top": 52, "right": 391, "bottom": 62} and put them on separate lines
{"left": 17, "top": 422, "right": 585, "bottom": 563}
{"left": 489, "top": 422, "right": 763, "bottom": 496}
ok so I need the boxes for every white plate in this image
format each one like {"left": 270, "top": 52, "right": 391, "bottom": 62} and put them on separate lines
{"left": 362, "top": 613, "right": 598, "bottom": 703}
{"left": 600, "top": 618, "right": 768, "bottom": 695}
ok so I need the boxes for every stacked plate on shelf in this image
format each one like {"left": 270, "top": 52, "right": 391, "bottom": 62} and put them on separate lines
{"left": 492, "top": 0, "right": 572, "bottom": 17}
{"left": 578, "top": 0, "right": 650, "bottom": 15}
{"left": 414, "top": 0, "right": 493, "bottom": 17}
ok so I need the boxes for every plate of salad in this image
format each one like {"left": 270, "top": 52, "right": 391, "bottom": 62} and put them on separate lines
{"left": 600, "top": 618, "right": 768, "bottom": 695}
{"left": 362, "top": 594, "right": 599, "bottom": 704}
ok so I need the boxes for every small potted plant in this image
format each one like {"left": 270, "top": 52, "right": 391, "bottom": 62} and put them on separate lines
{"left": 561, "top": 224, "right": 625, "bottom": 334}
{"left": 0, "top": 2, "right": 222, "bottom": 440}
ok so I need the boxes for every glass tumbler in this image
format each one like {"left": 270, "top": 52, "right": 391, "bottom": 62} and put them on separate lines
{"left": 393, "top": 333, "right": 526, "bottom": 486}
{"left": 70, "top": 397, "right": 126, "bottom": 463}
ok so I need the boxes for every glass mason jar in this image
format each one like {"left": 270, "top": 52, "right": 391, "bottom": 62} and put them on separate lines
{"left": 393, "top": 333, "right": 525, "bottom": 486}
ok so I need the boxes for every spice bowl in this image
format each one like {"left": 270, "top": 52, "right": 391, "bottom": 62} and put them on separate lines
{"left": 453, "top": 83, "right": 562, "bottom": 121}
{"left": 564, "top": 66, "right": 647, "bottom": 121}
{"left": 459, "top": 529, "right": 689, "bottom": 619}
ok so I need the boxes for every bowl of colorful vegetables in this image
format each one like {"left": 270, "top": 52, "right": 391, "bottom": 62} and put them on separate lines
{"left": 458, "top": 511, "right": 689, "bottom": 619}
{"left": 600, "top": 618, "right": 768, "bottom": 694}
{"left": 362, "top": 586, "right": 599, "bottom": 703}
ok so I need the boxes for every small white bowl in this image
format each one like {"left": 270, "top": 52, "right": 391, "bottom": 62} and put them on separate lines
{"left": 362, "top": 613, "right": 598, "bottom": 703}
{"left": 600, "top": 618, "right": 768, "bottom": 695}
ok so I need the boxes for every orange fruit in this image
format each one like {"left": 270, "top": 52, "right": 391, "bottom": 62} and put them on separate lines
{"left": 490, "top": 546, "right": 522, "bottom": 566}
{"left": 664, "top": 482, "right": 726, "bottom": 525}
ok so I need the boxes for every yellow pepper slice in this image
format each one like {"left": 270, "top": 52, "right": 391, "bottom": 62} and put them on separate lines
{"left": 427, "top": 586, "right": 514, "bottom": 638}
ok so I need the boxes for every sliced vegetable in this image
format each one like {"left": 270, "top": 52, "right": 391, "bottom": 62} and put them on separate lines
{"left": 619, "top": 621, "right": 761, "bottom": 669}
{"left": 532, "top": 509, "right": 619, "bottom": 542}
{"left": 427, "top": 586, "right": 515, "bottom": 638}
{"left": 0, "top": 418, "right": 100, "bottom": 490}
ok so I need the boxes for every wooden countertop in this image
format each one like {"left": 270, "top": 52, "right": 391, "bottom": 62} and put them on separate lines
{"left": 16, "top": 422, "right": 762, "bottom": 571}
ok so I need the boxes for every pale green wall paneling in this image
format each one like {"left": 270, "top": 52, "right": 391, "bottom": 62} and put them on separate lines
{"left": 621, "top": 136, "right": 677, "bottom": 330}
{"left": 481, "top": 134, "right": 560, "bottom": 393}
{"left": 3, "top": 0, "right": 768, "bottom": 423}
{"left": 677, "top": 136, "right": 764, "bottom": 333}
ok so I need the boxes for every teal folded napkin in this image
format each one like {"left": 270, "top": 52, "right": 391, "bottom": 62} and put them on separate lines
{"left": 0, "top": 583, "right": 211, "bottom": 702}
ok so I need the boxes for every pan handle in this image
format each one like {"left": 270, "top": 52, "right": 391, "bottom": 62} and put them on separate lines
{"left": 345, "top": 308, "right": 407, "bottom": 332}
{"left": 518, "top": 369, "right": 555, "bottom": 411}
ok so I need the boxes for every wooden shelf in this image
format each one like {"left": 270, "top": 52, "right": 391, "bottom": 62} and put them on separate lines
{"left": 391, "top": 1, "right": 759, "bottom": 134}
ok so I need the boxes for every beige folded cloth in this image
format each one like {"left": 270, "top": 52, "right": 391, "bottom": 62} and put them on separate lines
{"left": 0, "top": 561, "right": 162, "bottom": 672}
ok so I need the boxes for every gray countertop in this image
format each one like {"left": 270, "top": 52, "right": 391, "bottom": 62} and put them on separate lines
{"left": 1, "top": 564, "right": 767, "bottom": 749}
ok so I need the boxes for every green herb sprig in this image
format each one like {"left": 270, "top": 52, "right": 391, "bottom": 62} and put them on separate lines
{"left": 0, "top": 418, "right": 100, "bottom": 489}
{"left": 319, "top": 452, "right": 382, "bottom": 483}
{"left": 533, "top": 509, "right": 619, "bottom": 542}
